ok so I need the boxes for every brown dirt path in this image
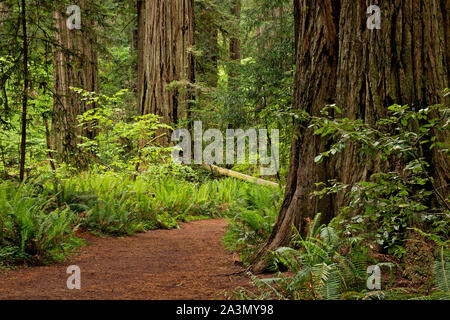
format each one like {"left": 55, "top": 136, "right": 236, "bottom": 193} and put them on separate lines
{"left": 0, "top": 219, "right": 252, "bottom": 300}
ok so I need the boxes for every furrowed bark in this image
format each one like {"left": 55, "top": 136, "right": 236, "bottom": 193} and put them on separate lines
{"left": 252, "top": 0, "right": 449, "bottom": 273}
{"left": 138, "top": 0, "right": 195, "bottom": 129}
{"left": 51, "top": 0, "right": 98, "bottom": 167}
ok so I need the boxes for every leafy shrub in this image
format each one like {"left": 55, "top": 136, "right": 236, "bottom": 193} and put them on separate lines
{"left": 85, "top": 195, "right": 141, "bottom": 236}
{"left": 232, "top": 104, "right": 449, "bottom": 300}
{"left": 75, "top": 88, "right": 172, "bottom": 172}
{"left": 311, "top": 104, "right": 449, "bottom": 257}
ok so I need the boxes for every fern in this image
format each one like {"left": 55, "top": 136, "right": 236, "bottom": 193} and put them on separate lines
{"left": 317, "top": 264, "right": 341, "bottom": 300}
{"left": 434, "top": 246, "right": 450, "bottom": 293}
{"left": 259, "top": 218, "right": 371, "bottom": 300}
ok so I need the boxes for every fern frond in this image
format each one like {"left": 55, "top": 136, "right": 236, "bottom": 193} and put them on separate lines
{"left": 434, "top": 247, "right": 450, "bottom": 293}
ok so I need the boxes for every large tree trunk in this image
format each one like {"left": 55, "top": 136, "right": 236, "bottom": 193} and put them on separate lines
{"left": 138, "top": 0, "right": 195, "bottom": 127}
{"left": 228, "top": 0, "right": 241, "bottom": 90}
{"left": 52, "top": 0, "right": 98, "bottom": 167}
{"left": 253, "top": 0, "right": 449, "bottom": 273}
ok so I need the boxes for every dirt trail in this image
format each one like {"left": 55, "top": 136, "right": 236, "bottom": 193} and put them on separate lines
{"left": 0, "top": 219, "right": 252, "bottom": 300}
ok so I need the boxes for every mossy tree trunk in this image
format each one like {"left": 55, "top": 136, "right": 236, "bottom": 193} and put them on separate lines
{"left": 253, "top": 0, "right": 449, "bottom": 273}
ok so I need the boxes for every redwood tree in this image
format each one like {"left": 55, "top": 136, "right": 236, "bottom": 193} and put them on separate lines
{"left": 253, "top": 0, "right": 449, "bottom": 272}
{"left": 52, "top": 0, "right": 98, "bottom": 166}
{"left": 138, "top": 0, "right": 195, "bottom": 126}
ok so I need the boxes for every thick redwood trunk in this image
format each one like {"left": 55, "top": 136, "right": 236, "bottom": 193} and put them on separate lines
{"left": 334, "top": 0, "right": 449, "bottom": 207}
{"left": 253, "top": 0, "right": 449, "bottom": 273}
{"left": 52, "top": 0, "right": 98, "bottom": 166}
{"left": 138, "top": 0, "right": 195, "bottom": 126}
{"left": 252, "top": 1, "right": 339, "bottom": 272}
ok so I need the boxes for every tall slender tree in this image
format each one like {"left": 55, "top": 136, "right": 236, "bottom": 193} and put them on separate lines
{"left": 0, "top": 1, "right": 10, "bottom": 124}
{"left": 253, "top": 0, "right": 449, "bottom": 272}
{"left": 19, "top": 0, "right": 28, "bottom": 181}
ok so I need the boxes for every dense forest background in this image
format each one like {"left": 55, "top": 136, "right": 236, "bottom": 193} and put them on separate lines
{"left": 0, "top": 0, "right": 449, "bottom": 300}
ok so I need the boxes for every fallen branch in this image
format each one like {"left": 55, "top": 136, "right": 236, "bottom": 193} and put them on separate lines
{"left": 202, "top": 164, "right": 279, "bottom": 188}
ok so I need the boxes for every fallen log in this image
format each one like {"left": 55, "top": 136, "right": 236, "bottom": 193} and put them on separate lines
{"left": 202, "top": 164, "right": 279, "bottom": 188}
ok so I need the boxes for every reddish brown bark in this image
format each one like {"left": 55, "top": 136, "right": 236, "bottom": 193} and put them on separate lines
{"left": 51, "top": 0, "right": 98, "bottom": 166}
{"left": 253, "top": 0, "right": 449, "bottom": 273}
{"left": 138, "top": 0, "right": 195, "bottom": 126}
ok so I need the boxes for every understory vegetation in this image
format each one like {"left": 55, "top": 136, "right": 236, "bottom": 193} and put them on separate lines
{"left": 0, "top": 169, "right": 281, "bottom": 266}
{"left": 226, "top": 104, "right": 450, "bottom": 300}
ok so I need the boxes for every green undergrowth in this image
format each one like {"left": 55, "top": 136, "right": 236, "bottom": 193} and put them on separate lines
{"left": 0, "top": 169, "right": 279, "bottom": 267}
{"left": 223, "top": 185, "right": 284, "bottom": 264}
{"left": 230, "top": 215, "right": 450, "bottom": 301}
{"left": 0, "top": 182, "right": 84, "bottom": 266}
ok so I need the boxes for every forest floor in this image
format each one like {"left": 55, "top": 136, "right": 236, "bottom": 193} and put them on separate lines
{"left": 0, "top": 219, "right": 253, "bottom": 300}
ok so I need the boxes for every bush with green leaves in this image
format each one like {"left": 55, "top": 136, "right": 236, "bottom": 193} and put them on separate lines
{"left": 310, "top": 103, "right": 449, "bottom": 258}
{"left": 233, "top": 215, "right": 449, "bottom": 300}
{"left": 74, "top": 88, "right": 172, "bottom": 173}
